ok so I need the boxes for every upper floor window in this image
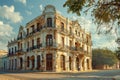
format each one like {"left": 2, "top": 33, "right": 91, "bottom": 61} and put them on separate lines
{"left": 9, "top": 49, "right": 11, "bottom": 54}
{"left": 69, "top": 40, "right": 72, "bottom": 48}
{"left": 37, "top": 23, "right": 41, "bottom": 31}
{"left": 46, "top": 34, "right": 53, "bottom": 46}
{"left": 32, "top": 39, "right": 34, "bottom": 47}
{"left": 27, "top": 41, "right": 29, "bottom": 48}
{"left": 31, "top": 25, "right": 35, "bottom": 32}
{"left": 47, "top": 18, "right": 52, "bottom": 27}
{"left": 12, "top": 48, "right": 13, "bottom": 54}
{"left": 15, "top": 47, "right": 17, "bottom": 52}
{"left": 61, "top": 22, "right": 64, "bottom": 30}
{"left": 18, "top": 42, "right": 20, "bottom": 50}
{"left": 78, "top": 32, "right": 80, "bottom": 36}
{"left": 62, "top": 37, "right": 64, "bottom": 47}
{"left": 27, "top": 28, "right": 29, "bottom": 35}
{"left": 21, "top": 43, "right": 22, "bottom": 50}
{"left": 37, "top": 38, "right": 40, "bottom": 45}
{"left": 20, "top": 32, "right": 22, "bottom": 38}
{"left": 75, "top": 30, "right": 77, "bottom": 35}
{"left": 69, "top": 27, "right": 72, "bottom": 34}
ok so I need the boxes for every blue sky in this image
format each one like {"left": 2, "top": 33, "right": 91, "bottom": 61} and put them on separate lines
{"left": 0, "top": 0, "right": 118, "bottom": 51}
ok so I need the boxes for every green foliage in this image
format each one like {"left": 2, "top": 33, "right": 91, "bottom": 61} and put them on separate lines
{"left": 92, "top": 48, "right": 118, "bottom": 67}
{"left": 64, "top": 0, "right": 120, "bottom": 34}
{"left": 115, "top": 47, "right": 120, "bottom": 60}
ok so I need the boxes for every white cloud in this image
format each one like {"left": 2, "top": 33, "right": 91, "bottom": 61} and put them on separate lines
{"left": 0, "top": 21, "right": 15, "bottom": 50}
{"left": 39, "top": 4, "right": 43, "bottom": 11}
{"left": 0, "top": 5, "right": 23, "bottom": 23}
{"left": 26, "top": 10, "right": 32, "bottom": 15}
{"left": 14, "top": 0, "right": 26, "bottom": 5}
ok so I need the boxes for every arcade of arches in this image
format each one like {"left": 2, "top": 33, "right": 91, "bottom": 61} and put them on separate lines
{"left": 6, "top": 53, "right": 92, "bottom": 72}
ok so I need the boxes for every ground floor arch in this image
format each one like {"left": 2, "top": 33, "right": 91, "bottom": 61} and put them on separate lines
{"left": 31, "top": 55, "right": 35, "bottom": 70}
{"left": 46, "top": 54, "right": 53, "bottom": 71}
{"left": 60, "top": 55, "right": 65, "bottom": 70}
{"left": 37, "top": 55, "right": 41, "bottom": 70}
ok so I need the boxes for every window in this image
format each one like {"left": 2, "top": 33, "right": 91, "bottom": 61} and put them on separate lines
{"left": 62, "top": 37, "right": 64, "bottom": 47}
{"left": 18, "top": 42, "right": 20, "bottom": 50}
{"left": 82, "top": 34, "right": 84, "bottom": 38}
{"left": 12, "top": 48, "right": 13, "bottom": 54}
{"left": 69, "top": 40, "right": 72, "bottom": 49}
{"left": 21, "top": 43, "right": 22, "bottom": 50}
{"left": 15, "top": 47, "right": 16, "bottom": 52}
{"left": 69, "top": 27, "right": 72, "bottom": 34}
{"left": 61, "top": 22, "right": 64, "bottom": 30}
{"left": 27, "top": 41, "right": 29, "bottom": 49}
{"left": 32, "top": 39, "right": 34, "bottom": 47}
{"left": 20, "top": 32, "right": 22, "bottom": 38}
{"left": 75, "top": 30, "right": 77, "bottom": 35}
{"left": 37, "top": 38, "right": 40, "bottom": 47}
{"left": 47, "top": 18, "right": 52, "bottom": 27}
{"left": 78, "top": 32, "right": 80, "bottom": 36}
{"left": 31, "top": 25, "right": 35, "bottom": 33}
{"left": 27, "top": 28, "right": 29, "bottom": 35}
{"left": 46, "top": 35, "right": 53, "bottom": 46}
{"left": 37, "top": 23, "right": 41, "bottom": 31}
{"left": 9, "top": 49, "right": 11, "bottom": 55}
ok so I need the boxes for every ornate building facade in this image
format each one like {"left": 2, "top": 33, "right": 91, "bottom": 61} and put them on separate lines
{"left": 5, "top": 5, "right": 92, "bottom": 72}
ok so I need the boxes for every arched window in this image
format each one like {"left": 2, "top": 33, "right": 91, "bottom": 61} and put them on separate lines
{"left": 47, "top": 18, "right": 52, "bottom": 27}
{"left": 60, "top": 55, "right": 65, "bottom": 70}
{"left": 46, "top": 34, "right": 53, "bottom": 46}
{"left": 61, "top": 22, "right": 64, "bottom": 30}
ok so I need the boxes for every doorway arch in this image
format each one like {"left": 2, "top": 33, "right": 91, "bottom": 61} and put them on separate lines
{"left": 60, "top": 55, "right": 65, "bottom": 70}
{"left": 31, "top": 55, "right": 35, "bottom": 69}
{"left": 46, "top": 54, "right": 53, "bottom": 71}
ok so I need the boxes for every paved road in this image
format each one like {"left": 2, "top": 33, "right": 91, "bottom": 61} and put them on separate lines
{"left": 0, "top": 69, "right": 120, "bottom": 80}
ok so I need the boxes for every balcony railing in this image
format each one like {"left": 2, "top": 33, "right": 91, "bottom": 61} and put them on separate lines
{"left": 70, "top": 47, "right": 83, "bottom": 52}
{"left": 26, "top": 44, "right": 42, "bottom": 52}
{"left": 17, "top": 37, "right": 22, "bottom": 40}
{"left": 26, "top": 26, "right": 55, "bottom": 37}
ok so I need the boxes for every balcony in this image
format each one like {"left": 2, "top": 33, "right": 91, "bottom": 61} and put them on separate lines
{"left": 8, "top": 52, "right": 14, "bottom": 57}
{"left": 70, "top": 47, "right": 84, "bottom": 54}
{"left": 16, "top": 49, "right": 24, "bottom": 55}
{"left": 26, "top": 44, "right": 42, "bottom": 52}
{"left": 17, "top": 37, "right": 22, "bottom": 40}
{"left": 59, "top": 28, "right": 68, "bottom": 35}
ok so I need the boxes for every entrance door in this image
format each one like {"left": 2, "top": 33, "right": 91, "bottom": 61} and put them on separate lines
{"left": 76, "top": 57, "right": 79, "bottom": 70}
{"left": 37, "top": 55, "right": 41, "bottom": 70}
{"left": 46, "top": 54, "right": 53, "bottom": 71}
{"left": 31, "top": 56, "right": 35, "bottom": 69}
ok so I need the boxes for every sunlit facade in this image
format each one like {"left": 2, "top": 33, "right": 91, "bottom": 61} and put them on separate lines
{"left": 5, "top": 5, "right": 92, "bottom": 72}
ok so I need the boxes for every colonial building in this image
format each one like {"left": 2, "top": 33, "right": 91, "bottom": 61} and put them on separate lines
{"left": 6, "top": 5, "right": 92, "bottom": 72}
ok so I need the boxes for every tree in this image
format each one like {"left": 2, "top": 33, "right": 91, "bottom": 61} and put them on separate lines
{"left": 92, "top": 48, "right": 118, "bottom": 68}
{"left": 63, "top": 0, "right": 120, "bottom": 34}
